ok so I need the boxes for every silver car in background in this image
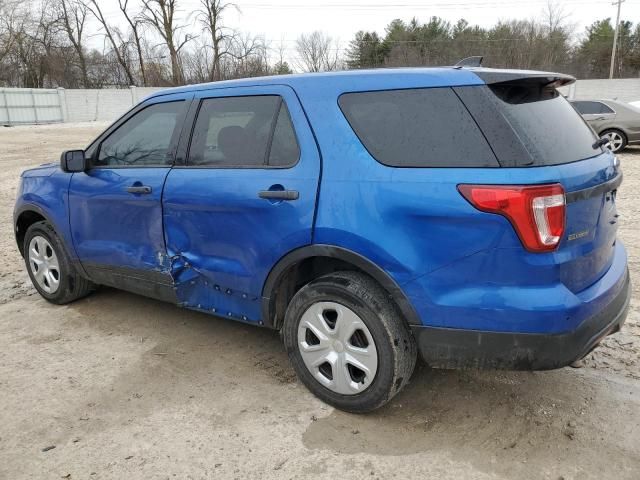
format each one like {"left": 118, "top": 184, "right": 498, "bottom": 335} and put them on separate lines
{"left": 571, "top": 99, "right": 640, "bottom": 153}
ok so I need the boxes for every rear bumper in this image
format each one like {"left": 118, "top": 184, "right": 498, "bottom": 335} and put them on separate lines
{"left": 411, "top": 268, "right": 631, "bottom": 370}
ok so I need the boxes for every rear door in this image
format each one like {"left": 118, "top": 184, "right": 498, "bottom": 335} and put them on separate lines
{"left": 69, "top": 93, "right": 191, "bottom": 300}
{"left": 162, "top": 85, "right": 320, "bottom": 322}
{"left": 572, "top": 100, "right": 617, "bottom": 133}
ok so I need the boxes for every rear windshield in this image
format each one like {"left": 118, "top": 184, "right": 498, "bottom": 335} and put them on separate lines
{"left": 338, "top": 88, "right": 498, "bottom": 168}
{"left": 486, "top": 83, "right": 599, "bottom": 166}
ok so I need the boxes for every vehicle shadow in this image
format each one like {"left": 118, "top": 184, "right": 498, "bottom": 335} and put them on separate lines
{"left": 621, "top": 145, "right": 640, "bottom": 157}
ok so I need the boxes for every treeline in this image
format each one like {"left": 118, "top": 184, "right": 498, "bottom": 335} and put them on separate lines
{"left": 345, "top": 16, "right": 640, "bottom": 79}
{"left": 0, "top": 0, "right": 639, "bottom": 89}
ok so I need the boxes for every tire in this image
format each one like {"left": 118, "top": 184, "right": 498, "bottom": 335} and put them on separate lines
{"left": 282, "top": 271, "right": 417, "bottom": 413}
{"left": 23, "top": 221, "right": 94, "bottom": 304}
{"left": 600, "top": 129, "right": 627, "bottom": 153}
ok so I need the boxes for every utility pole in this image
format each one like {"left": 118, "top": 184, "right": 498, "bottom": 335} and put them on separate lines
{"left": 609, "top": 0, "right": 625, "bottom": 79}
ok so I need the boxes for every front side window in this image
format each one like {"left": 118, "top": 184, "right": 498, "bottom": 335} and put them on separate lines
{"left": 338, "top": 88, "right": 498, "bottom": 167}
{"left": 96, "top": 101, "right": 183, "bottom": 167}
{"left": 188, "top": 95, "right": 299, "bottom": 167}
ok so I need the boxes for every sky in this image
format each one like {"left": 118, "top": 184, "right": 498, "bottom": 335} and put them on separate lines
{"left": 91, "top": 0, "right": 640, "bottom": 65}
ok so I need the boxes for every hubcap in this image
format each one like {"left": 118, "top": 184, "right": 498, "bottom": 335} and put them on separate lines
{"left": 297, "top": 301, "right": 378, "bottom": 395}
{"left": 28, "top": 236, "right": 60, "bottom": 294}
{"left": 601, "top": 132, "right": 624, "bottom": 152}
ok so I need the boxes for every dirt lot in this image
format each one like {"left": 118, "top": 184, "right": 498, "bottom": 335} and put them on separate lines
{"left": 0, "top": 123, "right": 639, "bottom": 479}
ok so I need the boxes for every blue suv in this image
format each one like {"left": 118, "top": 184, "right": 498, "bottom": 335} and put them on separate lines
{"left": 14, "top": 67, "right": 630, "bottom": 412}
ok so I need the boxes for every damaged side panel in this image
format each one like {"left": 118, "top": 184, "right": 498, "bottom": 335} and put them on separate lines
{"left": 162, "top": 170, "right": 319, "bottom": 324}
{"left": 161, "top": 84, "right": 321, "bottom": 325}
{"left": 168, "top": 249, "right": 262, "bottom": 322}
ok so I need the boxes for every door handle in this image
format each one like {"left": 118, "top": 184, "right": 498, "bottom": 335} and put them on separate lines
{"left": 126, "top": 185, "right": 152, "bottom": 194}
{"left": 258, "top": 190, "right": 299, "bottom": 200}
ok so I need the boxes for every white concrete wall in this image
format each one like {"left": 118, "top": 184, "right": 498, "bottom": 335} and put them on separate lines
{"left": 559, "top": 79, "right": 640, "bottom": 103}
{"left": 1, "top": 86, "right": 165, "bottom": 126}
{"left": 61, "top": 86, "right": 164, "bottom": 123}
{"left": 0, "top": 88, "right": 64, "bottom": 125}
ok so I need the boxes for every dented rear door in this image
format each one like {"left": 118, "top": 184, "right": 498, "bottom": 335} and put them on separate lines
{"left": 162, "top": 84, "right": 320, "bottom": 323}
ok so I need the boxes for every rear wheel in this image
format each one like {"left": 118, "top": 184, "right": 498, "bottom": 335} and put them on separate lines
{"left": 24, "top": 221, "right": 94, "bottom": 304}
{"left": 282, "top": 271, "right": 416, "bottom": 413}
{"left": 600, "top": 129, "right": 627, "bottom": 153}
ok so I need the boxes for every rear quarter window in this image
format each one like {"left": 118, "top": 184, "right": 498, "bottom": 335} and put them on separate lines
{"left": 572, "top": 101, "right": 615, "bottom": 115}
{"left": 488, "top": 84, "right": 599, "bottom": 166}
{"left": 338, "top": 88, "right": 499, "bottom": 168}
{"left": 456, "top": 84, "right": 601, "bottom": 167}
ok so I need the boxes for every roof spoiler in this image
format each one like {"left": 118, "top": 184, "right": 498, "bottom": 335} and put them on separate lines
{"left": 474, "top": 69, "right": 576, "bottom": 87}
{"left": 473, "top": 68, "right": 576, "bottom": 88}
{"left": 452, "top": 56, "right": 576, "bottom": 87}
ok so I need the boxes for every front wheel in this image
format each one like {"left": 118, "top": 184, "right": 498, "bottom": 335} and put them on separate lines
{"left": 600, "top": 129, "right": 627, "bottom": 153}
{"left": 23, "top": 221, "right": 94, "bottom": 304}
{"left": 282, "top": 271, "right": 417, "bottom": 413}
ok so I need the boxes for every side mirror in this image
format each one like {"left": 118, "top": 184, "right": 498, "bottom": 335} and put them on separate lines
{"left": 60, "top": 150, "right": 87, "bottom": 173}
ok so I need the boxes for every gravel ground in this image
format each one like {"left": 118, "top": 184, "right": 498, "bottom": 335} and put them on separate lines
{"left": 0, "top": 123, "right": 639, "bottom": 479}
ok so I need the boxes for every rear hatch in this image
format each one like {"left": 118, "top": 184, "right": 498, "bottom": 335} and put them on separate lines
{"left": 455, "top": 70, "right": 621, "bottom": 292}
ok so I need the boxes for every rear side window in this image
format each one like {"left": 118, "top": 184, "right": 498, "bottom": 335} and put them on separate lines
{"left": 338, "top": 88, "right": 498, "bottom": 167}
{"left": 572, "top": 101, "right": 614, "bottom": 115}
{"left": 188, "top": 95, "right": 299, "bottom": 167}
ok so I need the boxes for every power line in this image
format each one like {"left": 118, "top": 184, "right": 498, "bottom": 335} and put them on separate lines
{"left": 239, "top": 0, "right": 632, "bottom": 9}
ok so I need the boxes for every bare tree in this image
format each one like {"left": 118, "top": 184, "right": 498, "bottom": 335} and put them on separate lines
{"left": 540, "top": 1, "right": 574, "bottom": 71}
{"left": 196, "top": 0, "right": 238, "bottom": 81}
{"left": 542, "top": 0, "right": 571, "bottom": 33}
{"left": 10, "top": 0, "right": 61, "bottom": 87}
{"left": 274, "top": 35, "right": 286, "bottom": 66}
{"left": 0, "top": 1, "right": 21, "bottom": 65}
{"left": 229, "top": 32, "right": 267, "bottom": 78}
{"left": 182, "top": 38, "right": 211, "bottom": 83}
{"left": 118, "top": 0, "right": 147, "bottom": 86}
{"left": 7, "top": 5, "right": 39, "bottom": 86}
{"left": 271, "top": 35, "right": 292, "bottom": 74}
{"left": 141, "top": 0, "right": 193, "bottom": 85}
{"left": 57, "top": 0, "right": 90, "bottom": 87}
{"left": 84, "top": 0, "right": 135, "bottom": 85}
{"left": 294, "top": 31, "right": 340, "bottom": 72}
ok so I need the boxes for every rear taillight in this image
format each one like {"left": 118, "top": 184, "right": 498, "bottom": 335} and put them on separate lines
{"left": 458, "top": 184, "right": 565, "bottom": 252}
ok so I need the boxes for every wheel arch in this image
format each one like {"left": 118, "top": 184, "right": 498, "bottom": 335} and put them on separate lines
{"left": 599, "top": 127, "right": 628, "bottom": 140}
{"left": 14, "top": 204, "right": 54, "bottom": 257}
{"left": 15, "top": 203, "right": 90, "bottom": 280}
{"left": 261, "top": 244, "right": 421, "bottom": 330}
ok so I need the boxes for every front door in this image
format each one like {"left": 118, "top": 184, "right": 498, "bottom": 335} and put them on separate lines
{"left": 162, "top": 85, "right": 321, "bottom": 322}
{"left": 69, "top": 94, "right": 190, "bottom": 300}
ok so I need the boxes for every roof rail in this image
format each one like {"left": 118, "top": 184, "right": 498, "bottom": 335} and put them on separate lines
{"left": 454, "top": 56, "right": 483, "bottom": 68}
